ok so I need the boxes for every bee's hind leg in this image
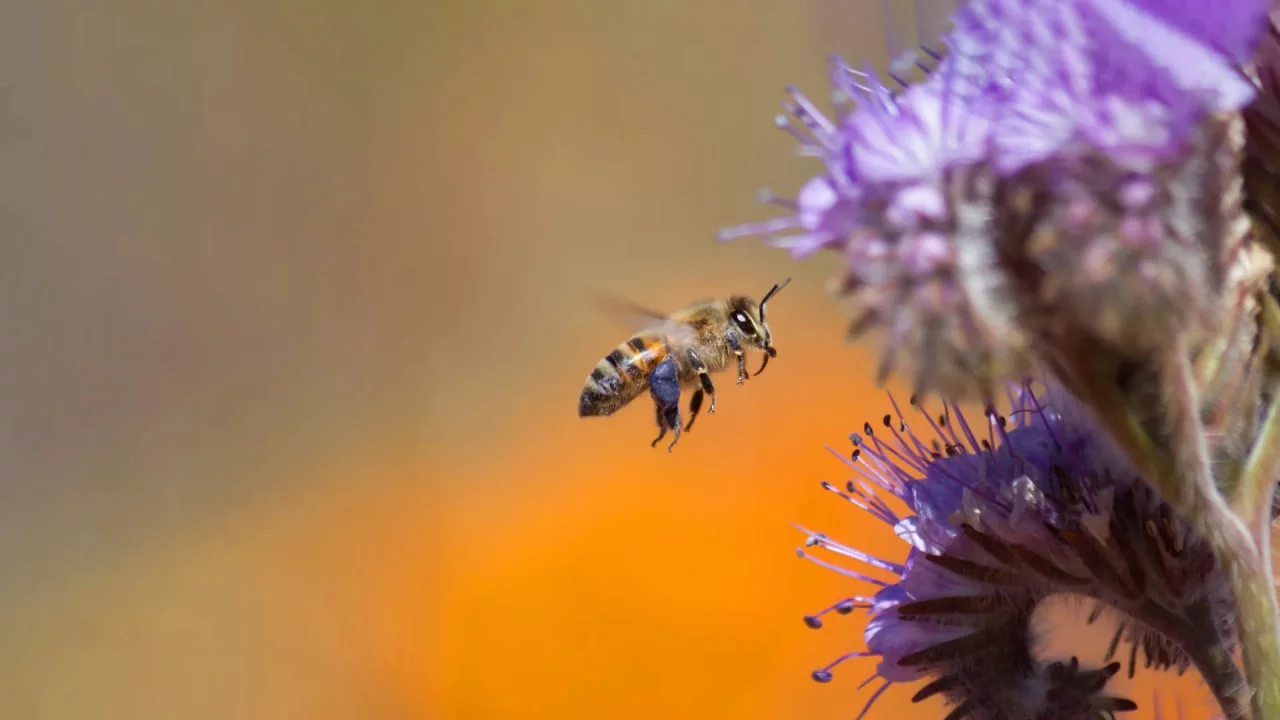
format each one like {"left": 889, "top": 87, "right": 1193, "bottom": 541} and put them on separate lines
{"left": 650, "top": 408, "right": 667, "bottom": 448}
{"left": 648, "top": 355, "right": 683, "bottom": 452}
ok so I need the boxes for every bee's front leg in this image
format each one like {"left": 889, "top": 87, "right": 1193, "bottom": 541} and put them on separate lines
{"left": 727, "top": 334, "right": 748, "bottom": 384}
{"left": 648, "top": 355, "right": 683, "bottom": 452}
{"left": 684, "top": 349, "right": 717, "bottom": 432}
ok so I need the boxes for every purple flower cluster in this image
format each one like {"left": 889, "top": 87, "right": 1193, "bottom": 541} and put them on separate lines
{"left": 798, "top": 383, "right": 1237, "bottom": 718}
{"left": 713, "top": 0, "right": 1280, "bottom": 716}
{"left": 722, "top": 0, "right": 1269, "bottom": 398}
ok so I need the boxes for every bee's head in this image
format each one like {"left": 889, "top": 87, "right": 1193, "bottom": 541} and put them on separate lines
{"left": 728, "top": 278, "right": 790, "bottom": 376}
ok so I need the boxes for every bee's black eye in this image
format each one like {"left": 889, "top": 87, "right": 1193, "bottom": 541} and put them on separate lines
{"left": 732, "top": 311, "right": 754, "bottom": 334}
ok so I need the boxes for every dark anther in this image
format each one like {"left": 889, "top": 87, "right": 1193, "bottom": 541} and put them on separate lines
{"left": 804, "top": 615, "right": 823, "bottom": 629}
{"left": 909, "top": 394, "right": 919, "bottom": 406}
{"left": 846, "top": 481, "right": 857, "bottom": 493}
{"left": 863, "top": 422, "right": 874, "bottom": 435}
{"left": 811, "top": 670, "right": 833, "bottom": 683}
{"left": 882, "top": 414, "right": 892, "bottom": 427}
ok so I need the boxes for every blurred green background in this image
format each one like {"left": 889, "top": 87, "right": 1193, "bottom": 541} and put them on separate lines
{"left": 0, "top": 2, "right": 1207, "bottom": 718}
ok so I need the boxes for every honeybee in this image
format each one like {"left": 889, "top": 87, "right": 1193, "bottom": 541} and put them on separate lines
{"left": 577, "top": 279, "right": 791, "bottom": 451}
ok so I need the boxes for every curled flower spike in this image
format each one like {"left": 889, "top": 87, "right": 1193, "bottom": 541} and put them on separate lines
{"left": 1007, "top": 117, "right": 1244, "bottom": 356}
{"left": 723, "top": 0, "right": 1266, "bottom": 396}
{"left": 979, "top": 0, "right": 1253, "bottom": 352}
{"left": 797, "top": 383, "right": 1244, "bottom": 718}
{"left": 712, "top": 0, "right": 1280, "bottom": 716}
{"left": 722, "top": 59, "right": 1027, "bottom": 400}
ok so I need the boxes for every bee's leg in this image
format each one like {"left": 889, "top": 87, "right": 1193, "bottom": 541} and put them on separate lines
{"left": 648, "top": 355, "right": 683, "bottom": 451}
{"left": 727, "top": 334, "right": 748, "bottom": 384}
{"left": 700, "top": 373, "right": 717, "bottom": 414}
{"left": 650, "top": 407, "right": 667, "bottom": 448}
{"left": 685, "top": 389, "right": 704, "bottom": 432}
{"left": 684, "top": 350, "right": 717, "bottom": 433}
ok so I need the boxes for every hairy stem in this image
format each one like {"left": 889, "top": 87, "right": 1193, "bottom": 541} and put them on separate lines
{"left": 1103, "top": 342, "right": 1280, "bottom": 719}
{"left": 1164, "top": 347, "right": 1280, "bottom": 720}
{"left": 1224, "top": 297, "right": 1280, "bottom": 720}
{"left": 1227, "top": 542, "right": 1280, "bottom": 720}
{"left": 1236, "top": 375, "right": 1280, "bottom": 547}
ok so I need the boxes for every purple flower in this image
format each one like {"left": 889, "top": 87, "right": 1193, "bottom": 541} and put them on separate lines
{"left": 796, "top": 383, "right": 1236, "bottom": 718}
{"left": 1122, "top": 0, "right": 1271, "bottom": 62}
{"left": 722, "top": 0, "right": 1269, "bottom": 394}
{"left": 969, "top": 0, "right": 1257, "bottom": 353}
{"left": 956, "top": 0, "right": 1258, "bottom": 172}
{"left": 709, "top": 0, "right": 1280, "bottom": 715}
{"left": 720, "top": 59, "right": 1024, "bottom": 398}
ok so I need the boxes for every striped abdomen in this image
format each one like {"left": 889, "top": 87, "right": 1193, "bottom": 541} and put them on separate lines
{"left": 578, "top": 334, "right": 669, "bottom": 417}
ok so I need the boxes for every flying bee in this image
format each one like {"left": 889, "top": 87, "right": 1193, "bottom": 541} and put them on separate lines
{"left": 577, "top": 278, "right": 791, "bottom": 452}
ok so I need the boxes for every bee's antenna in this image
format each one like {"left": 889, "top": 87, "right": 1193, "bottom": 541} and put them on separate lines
{"left": 759, "top": 277, "right": 792, "bottom": 322}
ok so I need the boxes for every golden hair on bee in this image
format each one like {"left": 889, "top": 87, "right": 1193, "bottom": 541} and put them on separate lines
{"left": 577, "top": 278, "right": 790, "bottom": 451}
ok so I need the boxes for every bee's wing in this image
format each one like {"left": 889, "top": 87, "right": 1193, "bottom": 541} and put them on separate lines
{"left": 585, "top": 289, "right": 699, "bottom": 347}
{"left": 641, "top": 317, "right": 700, "bottom": 348}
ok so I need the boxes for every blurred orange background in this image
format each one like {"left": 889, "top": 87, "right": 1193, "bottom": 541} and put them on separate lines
{"left": 0, "top": 1, "right": 1212, "bottom": 718}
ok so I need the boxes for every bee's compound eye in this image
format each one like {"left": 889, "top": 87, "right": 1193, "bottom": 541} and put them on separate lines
{"left": 732, "top": 311, "right": 754, "bottom": 333}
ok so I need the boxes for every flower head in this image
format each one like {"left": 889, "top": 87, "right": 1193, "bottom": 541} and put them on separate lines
{"left": 722, "top": 0, "right": 1268, "bottom": 396}
{"left": 797, "top": 383, "right": 1237, "bottom": 718}
{"left": 707, "top": 0, "right": 1280, "bottom": 716}
{"left": 720, "top": 59, "right": 1026, "bottom": 399}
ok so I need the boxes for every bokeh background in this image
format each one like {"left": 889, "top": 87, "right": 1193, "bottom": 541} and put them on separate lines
{"left": 0, "top": 1, "right": 1214, "bottom": 718}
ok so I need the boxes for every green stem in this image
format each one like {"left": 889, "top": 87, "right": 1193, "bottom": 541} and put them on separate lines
{"left": 1165, "top": 350, "right": 1280, "bottom": 719}
{"left": 1236, "top": 377, "right": 1280, "bottom": 548}
{"left": 1084, "top": 342, "right": 1280, "bottom": 719}
{"left": 1226, "top": 358, "right": 1280, "bottom": 718}
{"left": 1219, "top": 296, "right": 1280, "bottom": 720}
{"left": 1228, "top": 543, "right": 1280, "bottom": 720}
{"left": 1046, "top": 302, "right": 1280, "bottom": 716}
